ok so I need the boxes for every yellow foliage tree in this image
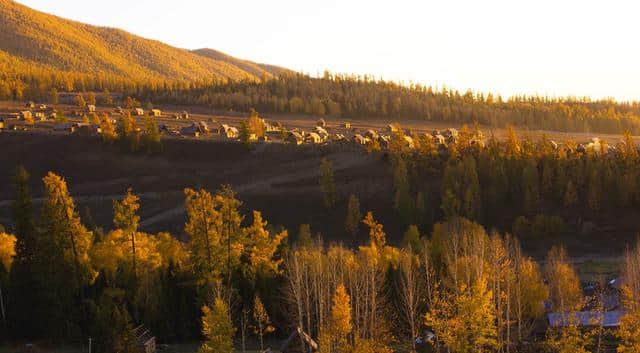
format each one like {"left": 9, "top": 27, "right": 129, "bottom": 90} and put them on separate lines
{"left": 331, "top": 284, "right": 352, "bottom": 353}
{"left": 199, "top": 298, "right": 235, "bottom": 353}
{"left": 113, "top": 188, "right": 140, "bottom": 277}
{"left": 42, "top": 172, "right": 96, "bottom": 287}
{"left": 425, "top": 275, "right": 497, "bottom": 353}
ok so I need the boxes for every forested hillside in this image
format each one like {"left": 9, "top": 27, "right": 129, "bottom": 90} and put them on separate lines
{"left": 145, "top": 73, "right": 640, "bottom": 134}
{"left": 0, "top": 0, "right": 287, "bottom": 96}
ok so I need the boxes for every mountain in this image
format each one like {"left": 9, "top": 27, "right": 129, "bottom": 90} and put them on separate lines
{"left": 0, "top": 0, "right": 291, "bottom": 83}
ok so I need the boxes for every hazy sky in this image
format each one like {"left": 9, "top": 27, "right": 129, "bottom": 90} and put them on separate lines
{"left": 18, "top": 0, "right": 640, "bottom": 101}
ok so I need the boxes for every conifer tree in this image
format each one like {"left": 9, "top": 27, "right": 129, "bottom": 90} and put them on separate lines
{"left": 87, "top": 92, "right": 97, "bottom": 106}
{"left": 199, "top": 299, "right": 235, "bottom": 353}
{"left": 113, "top": 188, "right": 140, "bottom": 278}
{"left": 297, "top": 224, "right": 312, "bottom": 248}
{"left": 75, "top": 93, "right": 86, "bottom": 107}
{"left": 319, "top": 158, "right": 336, "bottom": 209}
{"left": 344, "top": 194, "right": 362, "bottom": 237}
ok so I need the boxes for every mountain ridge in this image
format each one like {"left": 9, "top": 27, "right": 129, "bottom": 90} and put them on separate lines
{"left": 0, "top": 0, "right": 292, "bottom": 83}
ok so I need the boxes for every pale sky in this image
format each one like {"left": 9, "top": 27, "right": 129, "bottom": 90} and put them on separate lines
{"left": 17, "top": 0, "right": 640, "bottom": 101}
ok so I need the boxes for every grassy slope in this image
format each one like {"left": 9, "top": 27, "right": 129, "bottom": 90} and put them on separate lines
{"left": 0, "top": 0, "right": 289, "bottom": 81}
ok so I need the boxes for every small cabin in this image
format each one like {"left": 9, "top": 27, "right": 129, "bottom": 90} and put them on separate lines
{"left": 180, "top": 126, "right": 200, "bottom": 138}
{"left": 220, "top": 124, "right": 238, "bottom": 139}
{"left": 76, "top": 123, "right": 102, "bottom": 136}
{"left": 353, "top": 134, "right": 367, "bottom": 145}
{"left": 54, "top": 123, "right": 79, "bottom": 133}
{"left": 20, "top": 111, "right": 32, "bottom": 120}
{"left": 344, "top": 122, "right": 351, "bottom": 129}
{"left": 134, "top": 108, "right": 145, "bottom": 116}
{"left": 150, "top": 109, "right": 162, "bottom": 117}
{"left": 287, "top": 131, "right": 304, "bottom": 145}
{"left": 87, "top": 104, "right": 96, "bottom": 112}
{"left": 306, "top": 132, "right": 322, "bottom": 144}
{"left": 132, "top": 325, "right": 156, "bottom": 353}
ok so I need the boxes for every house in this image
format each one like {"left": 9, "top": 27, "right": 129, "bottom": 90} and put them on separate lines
{"left": 547, "top": 311, "right": 626, "bottom": 328}
{"left": 132, "top": 325, "right": 156, "bottom": 353}
{"left": 20, "top": 111, "right": 32, "bottom": 120}
{"left": 443, "top": 128, "right": 459, "bottom": 143}
{"left": 379, "top": 135, "right": 390, "bottom": 148}
{"left": 54, "top": 123, "right": 79, "bottom": 133}
{"left": 332, "top": 133, "right": 346, "bottom": 142}
{"left": 306, "top": 132, "right": 322, "bottom": 144}
{"left": 180, "top": 126, "right": 200, "bottom": 138}
{"left": 220, "top": 124, "right": 238, "bottom": 139}
{"left": 365, "top": 129, "right": 379, "bottom": 140}
{"left": 87, "top": 104, "right": 96, "bottom": 112}
{"left": 404, "top": 135, "right": 415, "bottom": 149}
{"left": 287, "top": 131, "right": 304, "bottom": 145}
{"left": 35, "top": 112, "right": 46, "bottom": 121}
{"left": 76, "top": 123, "right": 102, "bottom": 136}
{"left": 26, "top": 101, "right": 35, "bottom": 108}
{"left": 180, "top": 111, "right": 189, "bottom": 119}
{"left": 315, "top": 126, "right": 329, "bottom": 140}
{"left": 196, "top": 121, "right": 210, "bottom": 134}
{"left": 150, "top": 109, "right": 162, "bottom": 117}
{"left": 38, "top": 104, "right": 47, "bottom": 110}
{"left": 280, "top": 326, "right": 318, "bottom": 353}
{"left": 344, "top": 122, "right": 351, "bottom": 129}
{"left": 49, "top": 112, "right": 57, "bottom": 120}
{"left": 353, "top": 134, "right": 367, "bottom": 145}
{"left": 134, "top": 108, "right": 144, "bottom": 116}
{"left": 387, "top": 124, "right": 398, "bottom": 133}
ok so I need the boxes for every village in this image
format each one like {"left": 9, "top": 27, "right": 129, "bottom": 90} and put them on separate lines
{"left": 0, "top": 101, "right": 627, "bottom": 157}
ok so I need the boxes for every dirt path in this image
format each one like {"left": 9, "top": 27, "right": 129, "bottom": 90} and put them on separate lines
{"left": 140, "top": 151, "right": 374, "bottom": 227}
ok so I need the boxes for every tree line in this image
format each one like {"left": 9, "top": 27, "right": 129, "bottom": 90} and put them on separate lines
{"left": 3, "top": 69, "right": 640, "bottom": 134}
{"left": 369, "top": 124, "right": 640, "bottom": 244}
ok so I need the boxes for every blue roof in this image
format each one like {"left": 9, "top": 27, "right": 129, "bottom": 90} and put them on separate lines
{"left": 547, "top": 311, "right": 626, "bottom": 327}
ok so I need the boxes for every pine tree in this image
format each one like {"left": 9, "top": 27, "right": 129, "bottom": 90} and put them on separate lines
{"left": 142, "top": 116, "right": 162, "bottom": 153}
{"left": 87, "top": 92, "right": 97, "bottom": 106}
{"left": 401, "top": 225, "right": 421, "bottom": 251}
{"left": 75, "top": 93, "right": 86, "bottom": 107}
{"left": 199, "top": 299, "right": 235, "bottom": 353}
{"left": 103, "top": 89, "right": 113, "bottom": 105}
{"left": 49, "top": 88, "right": 59, "bottom": 104}
{"left": 113, "top": 188, "right": 140, "bottom": 279}
{"left": 41, "top": 172, "right": 95, "bottom": 288}
{"left": 297, "top": 224, "right": 312, "bottom": 248}
{"left": 319, "top": 158, "right": 336, "bottom": 209}
{"left": 344, "top": 194, "right": 362, "bottom": 237}
{"left": 522, "top": 158, "right": 540, "bottom": 215}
